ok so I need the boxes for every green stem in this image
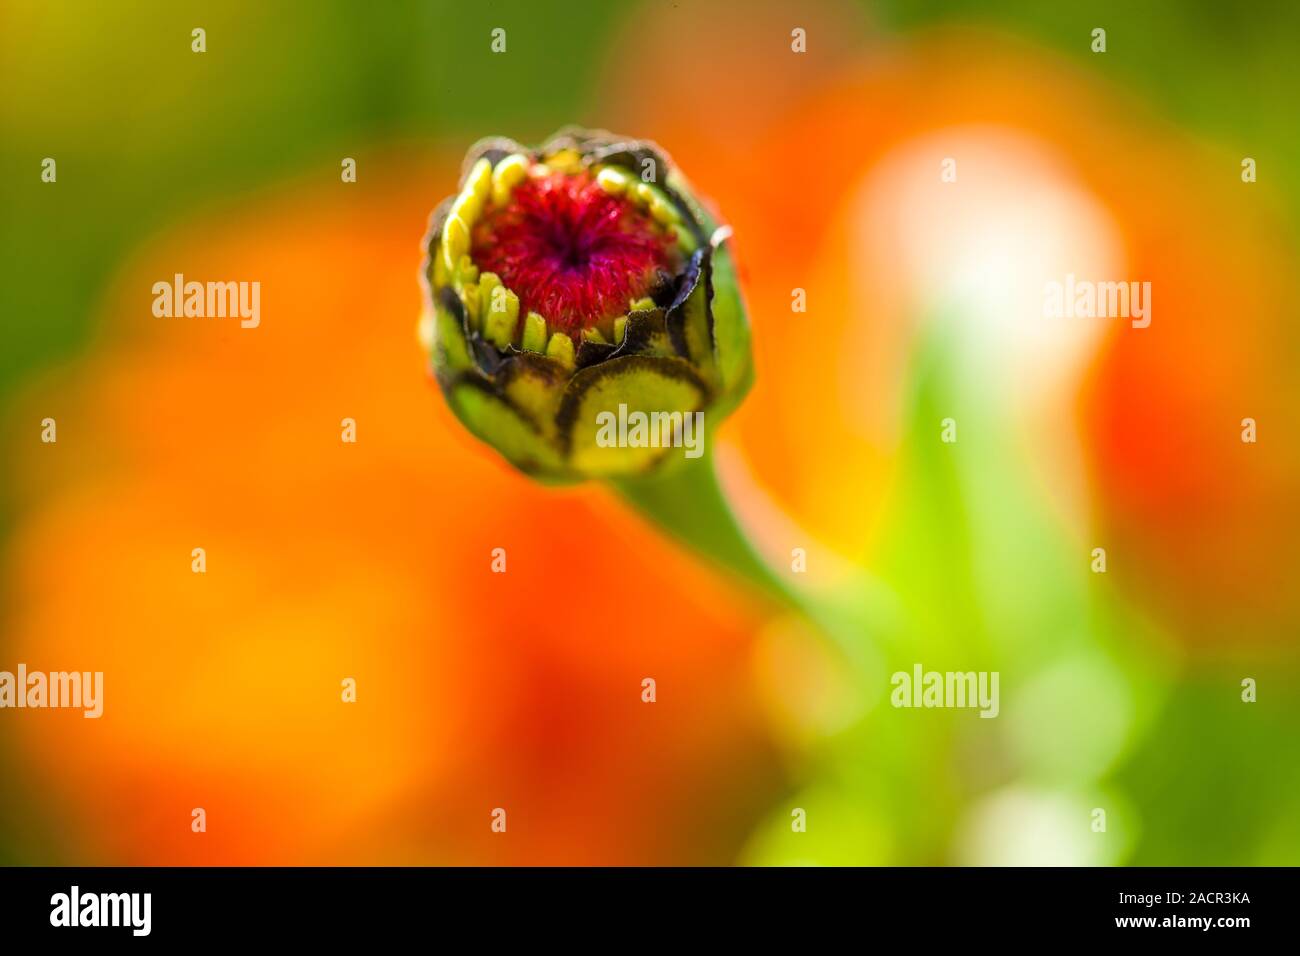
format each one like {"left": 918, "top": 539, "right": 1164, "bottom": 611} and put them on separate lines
{"left": 609, "top": 449, "right": 798, "bottom": 611}
{"left": 610, "top": 449, "right": 882, "bottom": 683}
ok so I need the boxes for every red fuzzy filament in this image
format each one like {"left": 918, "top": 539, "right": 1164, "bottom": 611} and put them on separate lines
{"left": 470, "top": 170, "right": 676, "bottom": 337}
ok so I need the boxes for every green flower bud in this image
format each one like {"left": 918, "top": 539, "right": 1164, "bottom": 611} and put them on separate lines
{"left": 420, "top": 128, "right": 753, "bottom": 482}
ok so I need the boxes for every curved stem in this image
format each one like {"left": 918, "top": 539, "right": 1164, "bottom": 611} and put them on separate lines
{"left": 610, "top": 450, "right": 882, "bottom": 685}
{"left": 609, "top": 450, "right": 798, "bottom": 611}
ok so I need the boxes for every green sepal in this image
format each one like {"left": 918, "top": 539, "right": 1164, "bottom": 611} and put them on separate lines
{"left": 707, "top": 236, "right": 753, "bottom": 401}
{"left": 495, "top": 354, "right": 568, "bottom": 441}
{"left": 433, "top": 286, "right": 474, "bottom": 374}
{"left": 445, "top": 376, "right": 567, "bottom": 477}
{"left": 665, "top": 251, "right": 721, "bottom": 388}
{"left": 557, "top": 355, "right": 711, "bottom": 478}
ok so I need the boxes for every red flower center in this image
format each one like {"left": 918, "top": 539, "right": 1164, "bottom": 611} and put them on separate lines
{"left": 470, "top": 170, "right": 676, "bottom": 336}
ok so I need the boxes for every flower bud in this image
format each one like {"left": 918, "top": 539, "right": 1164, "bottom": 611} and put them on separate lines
{"left": 421, "top": 128, "right": 752, "bottom": 481}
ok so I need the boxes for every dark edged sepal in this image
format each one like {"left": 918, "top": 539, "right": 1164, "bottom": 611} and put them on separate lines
{"left": 664, "top": 249, "right": 720, "bottom": 387}
{"left": 612, "top": 307, "right": 675, "bottom": 361}
{"left": 706, "top": 232, "right": 752, "bottom": 404}
{"left": 442, "top": 373, "right": 568, "bottom": 478}
{"left": 556, "top": 354, "right": 712, "bottom": 478}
